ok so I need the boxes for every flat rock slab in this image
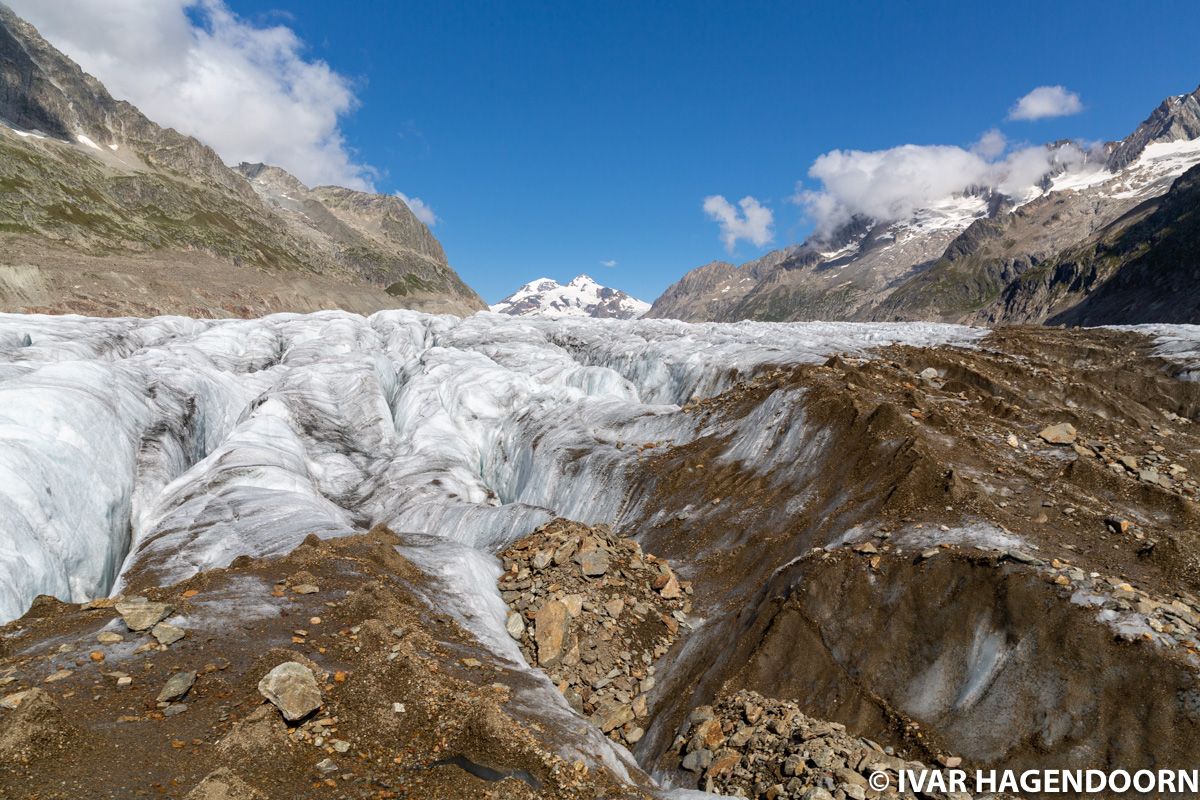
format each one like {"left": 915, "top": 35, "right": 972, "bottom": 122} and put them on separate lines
{"left": 115, "top": 599, "right": 175, "bottom": 632}
{"left": 152, "top": 622, "right": 186, "bottom": 646}
{"left": 1038, "top": 422, "right": 1078, "bottom": 445}
{"left": 157, "top": 671, "right": 196, "bottom": 703}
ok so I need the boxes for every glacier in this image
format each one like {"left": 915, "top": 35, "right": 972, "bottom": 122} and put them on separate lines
{"left": 0, "top": 310, "right": 992, "bottom": 625}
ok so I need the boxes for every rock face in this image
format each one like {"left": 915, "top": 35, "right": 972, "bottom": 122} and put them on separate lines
{"left": 0, "top": 5, "right": 484, "bottom": 318}
{"left": 257, "top": 662, "right": 322, "bottom": 722}
{"left": 648, "top": 85, "right": 1200, "bottom": 326}
{"left": 490, "top": 275, "right": 650, "bottom": 319}
{"left": 975, "top": 163, "right": 1200, "bottom": 325}
{"left": 497, "top": 519, "right": 689, "bottom": 747}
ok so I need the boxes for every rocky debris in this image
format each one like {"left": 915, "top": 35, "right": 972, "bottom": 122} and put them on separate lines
{"left": 673, "top": 690, "right": 977, "bottom": 799}
{"left": 1063, "top": 430, "right": 1199, "bottom": 498}
{"left": 114, "top": 597, "right": 174, "bottom": 631}
{"left": 184, "top": 768, "right": 266, "bottom": 800}
{"left": 0, "top": 531, "right": 655, "bottom": 798}
{"left": 498, "top": 519, "right": 689, "bottom": 745}
{"left": 157, "top": 670, "right": 196, "bottom": 703}
{"left": 0, "top": 686, "right": 75, "bottom": 761}
{"left": 257, "top": 661, "right": 322, "bottom": 722}
{"left": 1039, "top": 556, "right": 1200, "bottom": 661}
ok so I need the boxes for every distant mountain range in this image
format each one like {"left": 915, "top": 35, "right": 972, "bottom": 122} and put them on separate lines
{"left": 490, "top": 275, "right": 650, "bottom": 319}
{"left": 649, "top": 87, "right": 1200, "bottom": 325}
{"left": 0, "top": 4, "right": 484, "bottom": 318}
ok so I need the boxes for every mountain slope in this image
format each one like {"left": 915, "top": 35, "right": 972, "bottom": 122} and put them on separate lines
{"left": 490, "top": 274, "right": 650, "bottom": 318}
{"left": 976, "top": 163, "right": 1200, "bottom": 325}
{"left": 650, "top": 85, "right": 1200, "bottom": 326}
{"left": 0, "top": 3, "right": 484, "bottom": 317}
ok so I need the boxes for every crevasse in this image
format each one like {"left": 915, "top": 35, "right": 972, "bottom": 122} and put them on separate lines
{"left": 0, "top": 310, "right": 990, "bottom": 623}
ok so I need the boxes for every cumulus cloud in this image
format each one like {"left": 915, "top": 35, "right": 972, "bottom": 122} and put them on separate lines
{"left": 703, "top": 195, "right": 774, "bottom": 252}
{"left": 8, "top": 0, "right": 375, "bottom": 190}
{"left": 972, "top": 129, "right": 1008, "bottom": 159}
{"left": 395, "top": 192, "right": 438, "bottom": 226}
{"left": 1008, "top": 85, "right": 1084, "bottom": 121}
{"left": 795, "top": 139, "right": 1088, "bottom": 237}
{"left": 600, "top": 259, "right": 618, "bottom": 268}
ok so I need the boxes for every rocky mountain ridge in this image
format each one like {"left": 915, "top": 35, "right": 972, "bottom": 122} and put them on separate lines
{"left": 491, "top": 274, "right": 650, "bottom": 319}
{"left": 0, "top": 3, "right": 484, "bottom": 317}
{"left": 649, "top": 85, "right": 1200, "bottom": 326}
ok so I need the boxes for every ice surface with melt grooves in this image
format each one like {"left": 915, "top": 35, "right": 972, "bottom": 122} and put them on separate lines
{"left": 0, "top": 309, "right": 985, "bottom": 623}
{"left": 1115, "top": 324, "right": 1200, "bottom": 381}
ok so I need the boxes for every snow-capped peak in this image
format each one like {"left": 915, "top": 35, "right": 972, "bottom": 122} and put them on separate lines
{"left": 490, "top": 274, "right": 650, "bottom": 319}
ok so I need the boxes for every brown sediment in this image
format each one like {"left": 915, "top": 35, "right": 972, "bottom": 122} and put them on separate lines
{"left": 0, "top": 528, "right": 651, "bottom": 799}
{"left": 619, "top": 327, "right": 1200, "bottom": 794}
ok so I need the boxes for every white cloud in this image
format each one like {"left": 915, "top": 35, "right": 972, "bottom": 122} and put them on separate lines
{"left": 1008, "top": 85, "right": 1084, "bottom": 121}
{"left": 795, "top": 139, "right": 1089, "bottom": 237}
{"left": 7, "top": 0, "right": 375, "bottom": 190}
{"left": 702, "top": 195, "right": 774, "bottom": 252}
{"left": 600, "top": 259, "right": 618, "bottom": 268}
{"left": 395, "top": 192, "right": 438, "bottom": 227}
{"left": 972, "top": 129, "right": 1007, "bottom": 159}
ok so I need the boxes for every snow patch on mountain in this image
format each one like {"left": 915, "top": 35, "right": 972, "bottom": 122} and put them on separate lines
{"left": 490, "top": 275, "right": 651, "bottom": 319}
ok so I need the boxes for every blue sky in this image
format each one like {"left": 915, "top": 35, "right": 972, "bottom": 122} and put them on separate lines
{"left": 22, "top": 1, "right": 1200, "bottom": 303}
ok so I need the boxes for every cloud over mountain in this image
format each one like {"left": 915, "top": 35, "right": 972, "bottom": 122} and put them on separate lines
{"left": 703, "top": 195, "right": 775, "bottom": 252}
{"left": 8, "top": 0, "right": 374, "bottom": 190}
{"left": 794, "top": 139, "right": 1089, "bottom": 237}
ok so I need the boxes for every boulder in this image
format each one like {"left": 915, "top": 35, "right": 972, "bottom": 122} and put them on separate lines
{"left": 257, "top": 662, "right": 321, "bottom": 722}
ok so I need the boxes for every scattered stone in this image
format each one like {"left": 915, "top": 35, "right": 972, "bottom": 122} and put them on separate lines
{"left": 115, "top": 598, "right": 175, "bottom": 632}
{"left": 504, "top": 610, "right": 526, "bottom": 640}
{"left": 96, "top": 631, "right": 124, "bottom": 644}
{"left": 576, "top": 547, "right": 610, "bottom": 578}
{"left": 314, "top": 758, "right": 338, "bottom": 774}
{"left": 163, "top": 703, "right": 188, "bottom": 717}
{"left": 43, "top": 669, "right": 72, "bottom": 683}
{"left": 1039, "top": 422, "right": 1077, "bottom": 445}
{"left": 291, "top": 584, "right": 320, "bottom": 595}
{"left": 1, "top": 688, "right": 40, "bottom": 710}
{"left": 157, "top": 671, "right": 196, "bottom": 703}
{"left": 257, "top": 662, "right": 321, "bottom": 722}
{"left": 152, "top": 622, "right": 186, "bottom": 646}
{"left": 534, "top": 600, "right": 569, "bottom": 667}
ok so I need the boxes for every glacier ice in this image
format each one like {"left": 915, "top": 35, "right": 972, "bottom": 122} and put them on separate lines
{"left": 0, "top": 309, "right": 991, "bottom": 623}
{"left": 1115, "top": 323, "right": 1200, "bottom": 381}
